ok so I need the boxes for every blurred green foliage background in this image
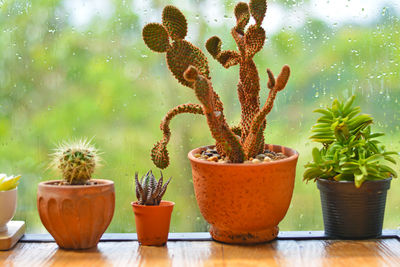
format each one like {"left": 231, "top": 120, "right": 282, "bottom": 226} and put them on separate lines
{"left": 1, "top": 0, "right": 399, "bottom": 233}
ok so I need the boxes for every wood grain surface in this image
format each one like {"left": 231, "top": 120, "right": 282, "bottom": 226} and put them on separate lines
{"left": 1, "top": 239, "right": 400, "bottom": 267}
{"left": 0, "top": 221, "right": 25, "bottom": 251}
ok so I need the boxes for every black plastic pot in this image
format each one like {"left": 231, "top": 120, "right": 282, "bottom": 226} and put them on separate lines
{"left": 317, "top": 178, "right": 391, "bottom": 239}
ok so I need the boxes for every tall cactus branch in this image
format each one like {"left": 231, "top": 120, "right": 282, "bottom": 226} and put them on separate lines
{"left": 151, "top": 104, "right": 204, "bottom": 169}
{"left": 143, "top": 0, "right": 290, "bottom": 168}
{"left": 243, "top": 65, "right": 290, "bottom": 157}
{"left": 207, "top": 0, "right": 266, "bottom": 145}
{"left": 184, "top": 66, "right": 245, "bottom": 162}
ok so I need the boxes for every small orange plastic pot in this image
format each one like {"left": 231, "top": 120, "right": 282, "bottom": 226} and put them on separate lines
{"left": 188, "top": 144, "right": 298, "bottom": 244}
{"left": 131, "top": 200, "right": 174, "bottom": 246}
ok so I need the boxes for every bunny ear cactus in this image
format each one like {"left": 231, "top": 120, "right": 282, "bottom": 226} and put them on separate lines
{"left": 50, "top": 138, "right": 100, "bottom": 185}
{"left": 135, "top": 170, "right": 171, "bottom": 206}
{"left": 143, "top": 0, "right": 290, "bottom": 169}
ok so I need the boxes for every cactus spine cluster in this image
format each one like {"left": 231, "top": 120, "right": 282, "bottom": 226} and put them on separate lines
{"left": 143, "top": 0, "right": 290, "bottom": 168}
{"left": 135, "top": 170, "right": 171, "bottom": 206}
{"left": 51, "top": 139, "right": 100, "bottom": 185}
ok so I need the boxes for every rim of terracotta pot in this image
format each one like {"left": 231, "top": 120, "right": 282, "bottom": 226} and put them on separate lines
{"left": 131, "top": 200, "right": 175, "bottom": 208}
{"left": 188, "top": 144, "right": 299, "bottom": 166}
{"left": 38, "top": 179, "right": 114, "bottom": 189}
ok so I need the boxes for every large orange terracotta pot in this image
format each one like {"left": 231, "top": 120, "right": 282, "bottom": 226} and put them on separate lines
{"left": 131, "top": 200, "right": 174, "bottom": 246}
{"left": 37, "top": 179, "right": 115, "bottom": 249}
{"left": 188, "top": 144, "right": 299, "bottom": 244}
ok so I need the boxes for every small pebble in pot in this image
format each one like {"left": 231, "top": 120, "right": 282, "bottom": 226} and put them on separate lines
{"left": 194, "top": 153, "right": 201, "bottom": 158}
{"left": 264, "top": 156, "right": 272, "bottom": 162}
{"left": 244, "top": 160, "right": 252, "bottom": 164}
{"left": 256, "top": 154, "right": 266, "bottom": 160}
{"left": 207, "top": 156, "right": 219, "bottom": 162}
{"left": 252, "top": 158, "right": 261, "bottom": 163}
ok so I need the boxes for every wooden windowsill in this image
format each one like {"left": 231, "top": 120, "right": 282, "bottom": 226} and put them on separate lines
{"left": 19, "top": 230, "right": 400, "bottom": 242}
{"left": 2, "top": 231, "right": 400, "bottom": 266}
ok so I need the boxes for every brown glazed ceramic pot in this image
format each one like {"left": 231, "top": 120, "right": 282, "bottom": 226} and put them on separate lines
{"left": 188, "top": 144, "right": 298, "bottom": 244}
{"left": 37, "top": 179, "right": 115, "bottom": 249}
{"left": 131, "top": 200, "right": 174, "bottom": 246}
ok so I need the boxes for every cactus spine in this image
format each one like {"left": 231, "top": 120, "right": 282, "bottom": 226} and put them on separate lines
{"left": 142, "top": 0, "right": 290, "bottom": 168}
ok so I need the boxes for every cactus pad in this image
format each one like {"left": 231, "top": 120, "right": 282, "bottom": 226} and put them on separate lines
{"left": 205, "top": 36, "right": 222, "bottom": 58}
{"left": 234, "top": 2, "right": 250, "bottom": 32}
{"left": 249, "top": 0, "right": 267, "bottom": 26}
{"left": 275, "top": 65, "right": 291, "bottom": 91}
{"left": 244, "top": 25, "right": 266, "bottom": 58}
{"left": 162, "top": 5, "right": 187, "bottom": 41}
{"left": 166, "top": 40, "right": 209, "bottom": 88}
{"left": 142, "top": 23, "right": 170, "bottom": 53}
{"left": 218, "top": 50, "right": 241, "bottom": 68}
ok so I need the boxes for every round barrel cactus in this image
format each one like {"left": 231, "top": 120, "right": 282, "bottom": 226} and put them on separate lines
{"left": 51, "top": 139, "right": 100, "bottom": 185}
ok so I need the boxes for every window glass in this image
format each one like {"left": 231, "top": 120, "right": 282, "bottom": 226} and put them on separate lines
{"left": 1, "top": 0, "right": 399, "bottom": 233}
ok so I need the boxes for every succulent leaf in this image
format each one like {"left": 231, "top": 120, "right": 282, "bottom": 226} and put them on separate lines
{"left": 134, "top": 172, "right": 143, "bottom": 200}
{"left": 142, "top": 23, "right": 170, "bottom": 53}
{"left": 162, "top": 5, "right": 187, "bottom": 41}
{"left": 157, "top": 177, "right": 172, "bottom": 203}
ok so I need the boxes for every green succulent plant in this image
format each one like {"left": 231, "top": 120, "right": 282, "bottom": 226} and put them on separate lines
{"left": 135, "top": 170, "right": 171, "bottom": 206}
{"left": 303, "top": 96, "right": 398, "bottom": 188}
{"left": 0, "top": 174, "right": 21, "bottom": 191}
{"left": 50, "top": 138, "right": 100, "bottom": 185}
